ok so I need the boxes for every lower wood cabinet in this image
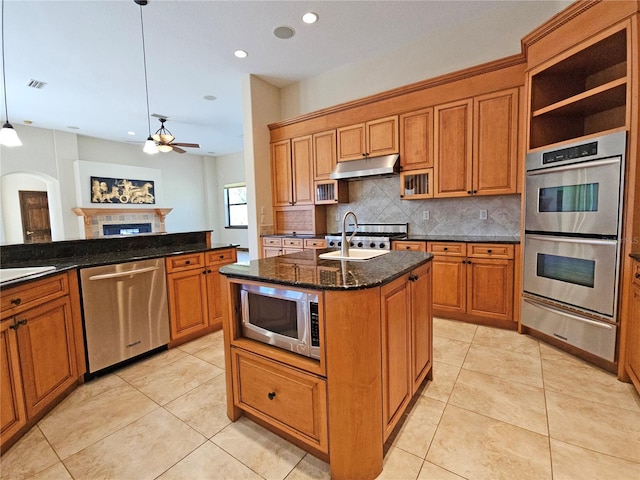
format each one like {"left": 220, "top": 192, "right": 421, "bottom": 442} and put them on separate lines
{"left": 625, "top": 259, "right": 640, "bottom": 394}
{"left": 392, "top": 240, "right": 427, "bottom": 252}
{"left": 166, "top": 248, "right": 237, "bottom": 344}
{"left": 1, "top": 271, "right": 84, "bottom": 452}
{"left": 261, "top": 236, "right": 326, "bottom": 258}
{"left": 429, "top": 242, "right": 515, "bottom": 325}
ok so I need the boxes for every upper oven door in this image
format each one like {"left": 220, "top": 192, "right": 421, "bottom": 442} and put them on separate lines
{"left": 525, "top": 156, "right": 622, "bottom": 236}
{"left": 523, "top": 234, "right": 618, "bottom": 318}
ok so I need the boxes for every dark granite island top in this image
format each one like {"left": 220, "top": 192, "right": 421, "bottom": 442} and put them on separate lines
{"left": 219, "top": 248, "right": 433, "bottom": 290}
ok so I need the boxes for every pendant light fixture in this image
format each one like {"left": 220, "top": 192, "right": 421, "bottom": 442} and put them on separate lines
{"left": 0, "top": 0, "right": 22, "bottom": 147}
{"left": 136, "top": 0, "right": 158, "bottom": 154}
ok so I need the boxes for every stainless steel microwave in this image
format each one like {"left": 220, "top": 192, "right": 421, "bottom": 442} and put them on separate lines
{"left": 240, "top": 284, "right": 320, "bottom": 359}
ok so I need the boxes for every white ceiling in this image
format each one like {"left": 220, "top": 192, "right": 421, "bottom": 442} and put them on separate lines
{"left": 3, "top": 0, "right": 568, "bottom": 157}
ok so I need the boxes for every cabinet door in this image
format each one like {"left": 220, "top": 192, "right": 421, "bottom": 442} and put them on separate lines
{"left": 313, "top": 130, "right": 337, "bottom": 180}
{"left": 291, "top": 136, "right": 314, "bottom": 205}
{"left": 262, "top": 246, "right": 282, "bottom": 258}
{"left": 206, "top": 266, "right": 225, "bottom": 331}
{"left": 381, "top": 276, "right": 411, "bottom": 440}
{"left": 410, "top": 262, "right": 432, "bottom": 394}
{"left": 473, "top": 88, "right": 519, "bottom": 195}
{"left": 400, "top": 108, "right": 433, "bottom": 170}
{"left": 167, "top": 268, "right": 209, "bottom": 340}
{"left": 1, "top": 320, "right": 27, "bottom": 445}
{"left": 466, "top": 258, "right": 514, "bottom": 321}
{"left": 431, "top": 255, "right": 466, "bottom": 314}
{"left": 337, "top": 123, "right": 366, "bottom": 161}
{"left": 434, "top": 99, "right": 473, "bottom": 197}
{"left": 15, "top": 296, "right": 78, "bottom": 419}
{"left": 271, "top": 140, "right": 293, "bottom": 206}
{"left": 367, "top": 115, "right": 399, "bottom": 157}
{"left": 626, "top": 284, "right": 640, "bottom": 391}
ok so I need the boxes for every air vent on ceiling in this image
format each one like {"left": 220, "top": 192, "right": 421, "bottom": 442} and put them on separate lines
{"left": 27, "top": 79, "right": 47, "bottom": 89}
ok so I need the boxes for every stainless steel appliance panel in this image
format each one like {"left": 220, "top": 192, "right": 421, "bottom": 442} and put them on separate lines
{"left": 523, "top": 234, "right": 618, "bottom": 317}
{"left": 80, "top": 258, "right": 170, "bottom": 373}
{"left": 521, "top": 295, "right": 617, "bottom": 362}
{"left": 525, "top": 157, "right": 622, "bottom": 236}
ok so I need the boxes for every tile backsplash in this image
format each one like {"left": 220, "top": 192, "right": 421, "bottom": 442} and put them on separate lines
{"left": 325, "top": 177, "right": 521, "bottom": 236}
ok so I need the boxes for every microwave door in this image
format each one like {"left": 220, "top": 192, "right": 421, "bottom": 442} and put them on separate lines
{"left": 525, "top": 157, "right": 622, "bottom": 236}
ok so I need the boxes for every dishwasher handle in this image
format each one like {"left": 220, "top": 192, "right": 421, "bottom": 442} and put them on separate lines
{"left": 88, "top": 265, "right": 160, "bottom": 281}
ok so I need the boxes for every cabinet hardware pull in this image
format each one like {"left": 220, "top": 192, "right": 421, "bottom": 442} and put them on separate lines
{"left": 185, "top": 260, "right": 191, "bottom": 265}
{"left": 487, "top": 249, "right": 493, "bottom": 253}
{"left": 9, "top": 319, "right": 27, "bottom": 330}
{"left": 10, "top": 298, "right": 21, "bottom": 305}
{"left": 409, "top": 274, "right": 418, "bottom": 282}
{"left": 207, "top": 269, "right": 212, "bottom": 273}
{"left": 467, "top": 190, "right": 472, "bottom": 194}
{"left": 267, "top": 391, "right": 276, "bottom": 400}
{"left": 202, "top": 270, "right": 207, "bottom": 275}
{"left": 636, "top": 273, "right": 640, "bottom": 279}
{"left": 443, "top": 247, "right": 448, "bottom": 251}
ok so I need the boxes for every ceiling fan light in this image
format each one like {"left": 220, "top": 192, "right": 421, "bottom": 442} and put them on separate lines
{"left": 157, "top": 144, "right": 173, "bottom": 153}
{"left": 159, "top": 133, "right": 174, "bottom": 143}
{"left": 0, "top": 122, "right": 22, "bottom": 146}
{"left": 143, "top": 137, "right": 159, "bottom": 154}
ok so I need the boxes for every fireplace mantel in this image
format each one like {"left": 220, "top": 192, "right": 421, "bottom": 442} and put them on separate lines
{"left": 72, "top": 207, "right": 173, "bottom": 238}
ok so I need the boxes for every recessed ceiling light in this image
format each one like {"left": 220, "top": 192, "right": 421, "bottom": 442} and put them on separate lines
{"left": 302, "top": 12, "right": 318, "bottom": 24}
{"left": 127, "top": 131, "right": 136, "bottom": 136}
{"left": 234, "top": 50, "right": 248, "bottom": 58}
{"left": 273, "top": 26, "right": 295, "bottom": 39}
{"left": 203, "top": 95, "right": 217, "bottom": 101}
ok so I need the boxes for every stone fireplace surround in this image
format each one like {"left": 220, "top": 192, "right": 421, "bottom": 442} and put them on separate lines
{"left": 72, "top": 208, "right": 172, "bottom": 239}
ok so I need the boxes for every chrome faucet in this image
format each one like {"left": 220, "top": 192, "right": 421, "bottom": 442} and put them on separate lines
{"left": 341, "top": 211, "right": 358, "bottom": 257}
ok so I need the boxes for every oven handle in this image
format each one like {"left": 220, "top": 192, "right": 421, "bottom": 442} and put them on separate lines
{"left": 525, "top": 234, "right": 617, "bottom": 246}
{"left": 522, "top": 296, "right": 614, "bottom": 330}
{"left": 526, "top": 157, "right": 620, "bottom": 175}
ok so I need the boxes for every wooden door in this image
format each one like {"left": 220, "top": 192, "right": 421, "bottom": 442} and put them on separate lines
{"left": 313, "top": 130, "right": 337, "bottom": 180}
{"left": 381, "top": 275, "right": 411, "bottom": 440}
{"left": 431, "top": 256, "right": 466, "bottom": 314}
{"left": 410, "top": 262, "right": 432, "bottom": 394}
{"left": 337, "top": 123, "right": 366, "bottom": 161}
{"left": 626, "top": 281, "right": 640, "bottom": 392}
{"left": 473, "top": 88, "right": 519, "bottom": 195}
{"left": 366, "top": 115, "right": 399, "bottom": 157}
{"left": 400, "top": 108, "right": 433, "bottom": 170}
{"left": 271, "top": 140, "right": 293, "bottom": 206}
{"left": 19, "top": 191, "right": 52, "bottom": 244}
{"left": 0, "top": 320, "right": 27, "bottom": 447}
{"left": 466, "top": 258, "right": 514, "bottom": 321}
{"left": 167, "top": 269, "right": 209, "bottom": 339}
{"left": 434, "top": 99, "right": 473, "bottom": 197}
{"left": 15, "top": 296, "right": 78, "bottom": 419}
{"left": 291, "top": 135, "right": 314, "bottom": 205}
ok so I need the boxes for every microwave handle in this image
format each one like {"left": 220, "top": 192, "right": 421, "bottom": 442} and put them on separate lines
{"left": 526, "top": 157, "right": 620, "bottom": 176}
{"left": 526, "top": 235, "right": 617, "bottom": 246}
{"left": 523, "top": 296, "right": 614, "bottom": 330}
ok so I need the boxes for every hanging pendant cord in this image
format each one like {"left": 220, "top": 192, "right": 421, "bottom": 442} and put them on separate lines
{"left": 139, "top": 4, "right": 152, "bottom": 137}
{"left": 1, "top": 0, "right": 10, "bottom": 123}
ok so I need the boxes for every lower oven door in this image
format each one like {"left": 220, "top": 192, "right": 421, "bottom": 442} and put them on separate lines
{"left": 523, "top": 234, "right": 618, "bottom": 318}
{"left": 521, "top": 295, "right": 617, "bottom": 362}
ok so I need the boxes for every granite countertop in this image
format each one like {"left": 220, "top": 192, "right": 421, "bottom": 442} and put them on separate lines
{"left": 220, "top": 249, "right": 432, "bottom": 290}
{"left": 400, "top": 235, "right": 520, "bottom": 244}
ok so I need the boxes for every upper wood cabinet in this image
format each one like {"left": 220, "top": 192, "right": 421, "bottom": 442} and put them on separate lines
{"left": 313, "top": 130, "right": 337, "bottom": 180}
{"left": 434, "top": 99, "right": 473, "bottom": 197}
{"left": 400, "top": 107, "right": 433, "bottom": 171}
{"left": 337, "top": 115, "right": 399, "bottom": 161}
{"left": 271, "top": 137, "right": 314, "bottom": 207}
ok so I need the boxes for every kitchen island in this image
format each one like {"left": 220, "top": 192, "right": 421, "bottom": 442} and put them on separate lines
{"left": 220, "top": 249, "right": 433, "bottom": 480}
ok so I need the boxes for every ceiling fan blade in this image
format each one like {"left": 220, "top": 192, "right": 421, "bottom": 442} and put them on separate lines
{"left": 172, "top": 146, "right": 187, "bottom": 154}
{"left": 170, "top": 142, "right": 200, "bottom": 148}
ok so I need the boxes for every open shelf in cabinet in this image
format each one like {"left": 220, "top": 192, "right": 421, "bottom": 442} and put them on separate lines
{"left": 529, "top": 26, "right": 628, "bottom": 150}
{"left": 400, "top": 169, "right": 433, "bottom": 200}
{"left": 314, "top": 180, "right": 349, "bottom": 204}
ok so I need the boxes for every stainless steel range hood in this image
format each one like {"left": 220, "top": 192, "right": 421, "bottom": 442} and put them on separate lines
{"left": 329, "top": 154, "right": 400, "bottom": 180}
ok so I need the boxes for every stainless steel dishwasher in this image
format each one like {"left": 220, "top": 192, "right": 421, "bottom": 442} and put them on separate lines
{"left": 79, "top": 257, "right": 170, "bottom": 374}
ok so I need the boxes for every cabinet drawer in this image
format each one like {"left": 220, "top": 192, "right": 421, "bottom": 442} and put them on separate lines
{"left": 428, "top": 242, "right": 466, "bottom": 256}
{"left": 468, "top": 244, "right": 514, "bottom": 259}
{"left": 633, "top": 260, "right": 640, "bottom": 288}
{"left": 304, "top": 238, "right": 327, "bottom": 249}
{"left": 392, "top": 241, "right": 426, "bottom": 252}
{"left": 282, "top": 238, "right": 304, "bottom": 248}
{"left": 165, "top": 253, "right": 205, "bottom": 273}
{"left": 205, "top": 248, "right": 237, "bottom": 266}
{"left": 232, "top": 348, "right": 328, "bottom": 453}
{"left": 262, "top": 237, "right": 283, "bottom": 247}
{"left": 1, "top": 273, "right": 69, "bottom": 318}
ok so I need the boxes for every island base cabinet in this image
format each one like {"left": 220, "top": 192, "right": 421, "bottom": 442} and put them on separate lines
{"left": 1, "top": 323, "right": 27, "bottom": 447}
{"left": 231, "top": 348, "right": 328, "bottom": 455}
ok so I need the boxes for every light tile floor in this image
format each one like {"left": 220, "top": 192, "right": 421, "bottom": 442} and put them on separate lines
{"left": 2, "top": 318, "right": 640, "bottom": 480}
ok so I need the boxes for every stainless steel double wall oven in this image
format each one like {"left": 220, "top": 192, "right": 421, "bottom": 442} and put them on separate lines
{"left": 522, "top": 131, "right": 626, "bottom": 362}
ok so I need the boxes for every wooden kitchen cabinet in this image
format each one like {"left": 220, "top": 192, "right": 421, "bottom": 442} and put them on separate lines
{"left": 400, "top": 107, "right": 434, "bottom": 171}
{"left": 625, "top": 259, "right": 640, "bottom": 394}
{"left": 399, "top": 169, "right": 434, "bottom": 200}
{"left": 261, "top": 236, "right": 326, "bottom": 258}
{"left": 392, "top": 240, "right": 427, "bottom": 252}
{"left": 313, "top": 129, "right": 337, "bottom": 180}
{"left": 1, "top": 271, "right": 83, "bottom": 452}
{"left": 271, "top": 137, "right": 314, "bottom": 207}
{"left": 337, "top": 115, "right": 399, "bottom": 161}
{"left": 429, "top": 242, "right": 515, "bottom": 325}
{"left": 205, "top": 249, "right": 237, "bottom": 331}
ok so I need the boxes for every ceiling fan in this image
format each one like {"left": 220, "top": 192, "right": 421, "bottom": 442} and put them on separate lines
{"left": 151, "top": 118, "right": 200, "bottom": 153}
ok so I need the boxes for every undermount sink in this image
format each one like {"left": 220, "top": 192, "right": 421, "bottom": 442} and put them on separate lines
{"left": 318, "top": 249, "right": 391, "bottom": 261}
{"left": 0, "top": 266, "right": 56, "bottom": 284}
